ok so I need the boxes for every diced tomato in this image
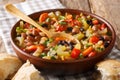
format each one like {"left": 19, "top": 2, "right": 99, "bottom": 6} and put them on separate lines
{"left": 39, "top": 13, "right": 48, "bottom": 23}
{"left": 88, "top": 51, "right": 96, "bottom": 57}
{"left": 92, "top": 19, "right": 99, "bottom": 25}
{"left": 82, "top": 46, "right": 93, "bottom": 57}
{"left": 89, "top": 36, "right": 99, "bottom": 44}
{"left": 100, "top": 23, "right": 106, "bottom": 30}
{"left": 71, "top": 48, "right": 81, "bottom": 58}
{"left": 56, "top": 25, "right": 66, "bottom": 32}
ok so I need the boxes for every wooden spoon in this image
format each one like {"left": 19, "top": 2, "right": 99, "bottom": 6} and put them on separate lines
{"left": 5, "top": 4, "right": 81, "bottom": 49}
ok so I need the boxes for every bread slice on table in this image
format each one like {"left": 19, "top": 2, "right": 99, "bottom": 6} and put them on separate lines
{"left": 96, "top": 59, "right": 120, "bottom": 80}
{"left": 0, "top": 53, "right": 22, "bottom": 80}
{"left": 12, "top": 60, "right": 44, "bottom": 80}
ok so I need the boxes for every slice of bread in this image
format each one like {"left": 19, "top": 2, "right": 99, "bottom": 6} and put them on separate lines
{"left": 12, "top": 60, "right": 44, "bottom": 80}
{"left": 97, "top": 59, "right": 120, "bottom": 80}
{"left": 0, "top": 53, "right": 22, "bottom": 80}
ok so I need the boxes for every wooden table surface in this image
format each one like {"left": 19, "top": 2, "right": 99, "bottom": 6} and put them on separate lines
{"left": 0, "top": 0, "right": 120, "bottom": 53}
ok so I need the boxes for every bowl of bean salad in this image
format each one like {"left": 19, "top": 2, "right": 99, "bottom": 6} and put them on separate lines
{"left": 10, "top": 9, "right": 116, "bottom": 75}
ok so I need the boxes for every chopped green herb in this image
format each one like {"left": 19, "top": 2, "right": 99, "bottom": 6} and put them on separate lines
{"left": 79, "top": 53, "right": 84, "bottom": 58}
{"left": 107, "top": 31, "right": 112, "bottom": 36}
{"left": 96, "top": 47, "right": 105, "bottom": 52}
{"left": 43, "top": 38, "right": 53, "bottom": 46}
{"left": 40, "top": 53, "right": 47, "bottom": 58}
{"left": 51, "top": 56, "right": 56, "bottom": 60}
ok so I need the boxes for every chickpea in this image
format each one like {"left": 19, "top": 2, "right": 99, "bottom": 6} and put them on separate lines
{"left": 55, "top": 11, "right": 61, "bottom": 16}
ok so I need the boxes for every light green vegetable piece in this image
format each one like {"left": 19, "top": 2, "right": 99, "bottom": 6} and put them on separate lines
{"left": 56, "top": 45, "right": 70, "bottom": 57}
{"left": 81, "top": 18, "right": 89, "bottom": 30}
{"left": 74, "top": 32, "right": 84, "bottom": 40}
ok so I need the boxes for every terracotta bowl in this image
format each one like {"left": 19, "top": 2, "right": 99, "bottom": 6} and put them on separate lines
{"left": 10, "top": 9, "right": 116, "bottom": 75}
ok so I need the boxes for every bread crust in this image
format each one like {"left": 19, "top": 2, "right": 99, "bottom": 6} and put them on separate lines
{"left": 97, "top": 59, "right": 120, "bottom": 80}
{"left": 0, "top": 53, "right": 22, "bottom": 80}
{"left": 12, "top": 60, "right": 44, "bottom": 80}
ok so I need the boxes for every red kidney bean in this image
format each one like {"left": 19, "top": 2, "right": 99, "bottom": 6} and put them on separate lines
{"left": 35, "top": 35, "right": 41, "bottom": 41}
{"left": 32, "top": 29, "right": 39, "bottom": 36}
{"left": 26, "top": 35, "right": 35, "bottom": 42}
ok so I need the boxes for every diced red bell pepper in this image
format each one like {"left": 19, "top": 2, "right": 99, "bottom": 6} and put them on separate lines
{"left": 89, "top": 36, "right": 99, "bottom": 44}
{"left": 71, "top": 48, "right": 81, "bottom": 58}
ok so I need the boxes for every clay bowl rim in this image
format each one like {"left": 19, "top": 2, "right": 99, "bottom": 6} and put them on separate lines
{"left": 10, "top": 8, "right": 116, "bottom": 63}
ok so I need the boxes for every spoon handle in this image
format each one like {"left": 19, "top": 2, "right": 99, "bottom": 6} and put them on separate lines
{"left": 5, "top": 4, "right": 51, "bottom": 37}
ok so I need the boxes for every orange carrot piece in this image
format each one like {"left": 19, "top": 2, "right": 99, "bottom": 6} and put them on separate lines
{"left": 26, "top": 45, "right": 45, "bottom": 52}
{"left": 55, "top": 37, "right": 66, "bottom": 42}
{"left": 39, "top": 13, "right": 48, "bottom": 23}
{"left": 92, "top": 19, "right": 99, "bottom": 25}
{"left": 26, "top": 45, "right": 38, "bottom": 51}
{"left": 38, "top": 45, "right": 45, "bottom": 51}
{"left": 66, "top": 14, "right": 72, "bottom": 19}
{"left": 82, "top": 46, "right": 93, "bottom": 56}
